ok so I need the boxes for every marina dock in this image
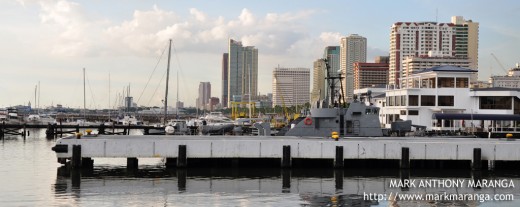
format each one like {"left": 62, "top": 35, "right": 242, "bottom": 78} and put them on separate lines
{"left": 52, "top": 135, "right": 520, "bottom": 170}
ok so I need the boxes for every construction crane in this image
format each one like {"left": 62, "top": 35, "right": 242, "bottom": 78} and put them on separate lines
{"left": 491, "top": 53, "right": 509, "bottom": 75}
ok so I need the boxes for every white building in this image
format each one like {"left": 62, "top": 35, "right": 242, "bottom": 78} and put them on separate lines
{"left": 489, "top": 63, "right": 520, "bottom": 88}
{"left": 378, "top": 65, "right": 520, "bottom": 132}
{"left": 401, "top": 51, "right": 471, "bottom": 87}
{"left": 340, "top": 34, "right": 367, "bottom": 102}
{"left": 272, "top": 67, "right": 310, "bottom": 107}
{"left": 389, "top": 22, "right": 455, "bottom": 86}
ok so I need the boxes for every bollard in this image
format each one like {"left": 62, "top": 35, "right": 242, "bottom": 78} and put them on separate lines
{"left": 334, "top": 146, "right": 344, "bottom": 168}
{"left": 177, "top": 145, "right": 187, "bottom": 167}
{"left": 472, "top": 148, "right": 482, "bottom": 170}
{"left": 282, "top": 145, "right": 291, "bottom": 168}
{"left": 400, "top": 147, "right": 410, "bottom": 169}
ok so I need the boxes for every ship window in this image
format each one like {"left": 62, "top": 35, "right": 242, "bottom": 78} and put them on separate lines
{"left": 421, "top": 95, "right": 435, "bottom": 106}
{"left": 408, "top": 110, "right": 419, "bottom": 115}
{"left": 409, "top": 95, "right": 419, "bottom": 106}
{"left": 438, "top": 96, "right": 454, "bottom": 106}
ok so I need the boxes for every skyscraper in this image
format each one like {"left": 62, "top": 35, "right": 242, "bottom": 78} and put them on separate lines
{"left": 221, "top": 53, "right": 228, "bottom": 108}
{"left": 389, "top": 22, "right": 455, "bottom": 86}
{"left": 228, "top": 39, "right": 258, "bottom": 104}
{"left": 198, "top": 82, "right": 211, "bottom": 110}
{"left": 272, "top": 67, "right": 310, "bottom": 107}
{"left": 323, "top": 46, "right": 341, "bottom": 101}
{"left": 452, "top": 16, "right": 479, "bottom": 83}
{"left": 340, "top": 34, "right": 367, "bottom": 102}
{"left": 311, "top": 59, "right": 326, "bottom": 104}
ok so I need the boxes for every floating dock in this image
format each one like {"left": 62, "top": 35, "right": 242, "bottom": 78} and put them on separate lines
{"left": 52, "top": 135, "right": 520, "bottom": 170}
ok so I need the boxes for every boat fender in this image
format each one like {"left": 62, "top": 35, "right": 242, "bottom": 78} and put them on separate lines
{"left": 304, "top": 117, "right": 312, "bottom": 125}
{"left": 51, "top": 144, "right": 68, "bottom": 153}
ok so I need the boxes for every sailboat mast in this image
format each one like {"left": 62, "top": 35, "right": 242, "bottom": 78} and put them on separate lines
{"left": 83, "top": 68, "right": 86, "bottom": 118}
{"left": 34, "top": 84, "right": 37, "bottom": 113}
{"left": 108, "top": 72, "right": 111, "bottom": 121}
{"left": 176, "top": 70, "right": 179, "bottom": 117}
{"left": 164, "top": 39, "right": 172, "bottom": 125}
{"left": 38, "top": 81, "right": 40, "bottom": 113}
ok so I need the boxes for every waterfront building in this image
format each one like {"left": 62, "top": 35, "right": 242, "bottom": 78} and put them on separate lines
{"left": 377, "top": 65, "right": 520, "bottom": 132}
{"left": 489, "top": 63, "right": 520, "bottom": 88}
{"left": 353, "top": 57, "right": 389, "bottom": 90}
{"left": 311, "top": 59, "right": 326, "bottom": 104}
{"left": 228, "top": 39, "right": 258, "bottom": 105}
{"left": 389, "top": 21, "right": 455, "bottom": 86}
{"left": 197, "top": 82, "right": 211, "bottom": 110}
{"left": 340, "top": 34, "right": 367, "bottom": 102}
{"left": 221, "top": 53, "right": 228, "bottom": 108}
{"left": 208, "top": 97, "right": 220, "bottom": 111}
{"left": 176, "top": 101, "right": 184, "bottom": 109}
{"left": 272, "top": 67, "right": 310, "bottom": 107}
{"left": 451, "top": 16, "right": 479, "bottom": 76}
{"left": 401, "top": 51, "right": 471, "bottom": 87}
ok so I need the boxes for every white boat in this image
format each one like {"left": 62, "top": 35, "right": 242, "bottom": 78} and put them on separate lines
{"left": 164, "top": 119, "right": 189, "bottom": 135}
{"left": 198, "top": 112, "right": 235, "bottom": 135}
{"left": 116, "top": 115, "right": 143, "bottom": 125}
{"left": 26, "top": 114, "right": 56, "bottom": 125}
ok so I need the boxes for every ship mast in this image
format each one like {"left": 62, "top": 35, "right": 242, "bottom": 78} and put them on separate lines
{"left": 164, "top": 39, "right": 172, "bottom": 125}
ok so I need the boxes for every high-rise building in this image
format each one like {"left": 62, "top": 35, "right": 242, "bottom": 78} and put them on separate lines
{"left": 340, "top": 34, "right": 367, "bottom": 102}
{"left": 324, "top": 46, "right": 341, "bottom": 99}
{"left": 389, "top": 22, "right": 455, "bottom": 86}
{"left": 311, "top": 59, "right": 326, "bottom": 104}
{"left": 221, "top": 53, "right": 228, "bottom": 108}
{"left": 451, "top": 16, "right": 479, "bottom": 82}
{"left": 198, "top": 82, "right": 211, "bottom": 110}
{"left": 228, "top": 39, "right": 258, "bottom": 104}
{"left": 353, "top": 62, "right": 389, "bottom": 90}
{"left": 272, "top": 67, "right": 310, "bottom": 107}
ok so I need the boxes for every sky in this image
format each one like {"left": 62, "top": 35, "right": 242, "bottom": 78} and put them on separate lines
{"left": 1, "top": 0, "right": 519, "bottom": 109}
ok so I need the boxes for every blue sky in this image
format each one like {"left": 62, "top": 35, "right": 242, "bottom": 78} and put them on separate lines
{"left": 1, "top": 0, "right": 519, "bottom": 108}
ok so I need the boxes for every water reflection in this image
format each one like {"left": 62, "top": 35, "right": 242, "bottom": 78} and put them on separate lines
{"left": 53, "top": 167, "right": 520, "bottom": 206}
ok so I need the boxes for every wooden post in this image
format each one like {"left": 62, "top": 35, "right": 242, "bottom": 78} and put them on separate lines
{"left": 334, "top": 146, "right": 344, "bottom": 168}
{"left": 400, "top": 147, "right": 410, "bottom": 169}
{"left": 282, "top": 145, "right": 291, "bottom": 168}
{"left": 71, "top": 145, "right": 82, "bottom": 169}
{"left": 177, "top": 169, "right": 187, "bottom": 192}
{"left": 472, "top": 148, "right": 482, "bottom": 170}
{"left": 334, "top": 169, "right": 344, "bottom": 190}
{"left": 177, "top": 145, "right": 187, "bottom": 167}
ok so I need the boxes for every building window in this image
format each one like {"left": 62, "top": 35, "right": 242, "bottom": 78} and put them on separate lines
{"left": 408, "top": 110, "right": 419, "bottom": 115}
{"left": 479, "top": 96, "right": 512, "bottom": 110}
{"left": 438, "top": 77, "right": 455, "bottom": 88}
{"left": 400, "top": 110, "right": 406, "bottom": 115}
{"left": 456, "top": 77, "right": 468, "bottom": 88}
{"left": 438, "top": 96, "right": 454, "bottom": 106}
{"left": 421, "top": 95, "right": 435, "bottom": 106}
{"left": 409, "top": 95, "right": 419, "bottom": 106}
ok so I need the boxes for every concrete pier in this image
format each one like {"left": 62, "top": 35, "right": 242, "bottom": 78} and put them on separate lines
{"left": 52, "top": 135, "right": 520, "bottom": 169}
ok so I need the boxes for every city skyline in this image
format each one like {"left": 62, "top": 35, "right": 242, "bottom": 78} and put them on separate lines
{"left": 1, "top": 0, "right": 519, "bottom": 108}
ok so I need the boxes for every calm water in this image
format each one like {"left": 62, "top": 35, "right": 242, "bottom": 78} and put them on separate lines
{"left": 1, "top": 129, "right": 520, "bottom": 206}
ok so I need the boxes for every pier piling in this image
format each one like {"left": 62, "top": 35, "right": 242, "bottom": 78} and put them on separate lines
{"left": 177, "top": 145, "right": 187, "bottom": 167}
{"left": 127, "top": 158, "right": 138, "bottom": 170}
{"left": 334, "top": 146, "right": 344, "bottom": 168}
{"left": 282, "top": 145, "right": 291, "bottom": 168}
{"left": 71, "top": 145, "right": 82, "bottom": 169}
{"left": 472, "top": 148, "right": 482, "bottom": 170}
{"left": 400, "top": 147, "right": 410, "bottom": 169}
